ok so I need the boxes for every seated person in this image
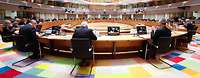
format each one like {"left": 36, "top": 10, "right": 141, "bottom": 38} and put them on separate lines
{"left": 19, "top": 20, "right": 41, "bottom": 59}
{"left": 72, "top": 22, "right": 97, "bottom": 40}
{"left": 184, "top": 19, "right": 197, "bottom": 42}
{"left": 150, "top": 19, "right": 171, "bottom": 59}
{"left": 140, "top": 19, "right": 171, "bottom": 59}
{"left": 1, "top": 20, "right": 16, "bottom": 42}
{"left": 72, "top": 21, "right": 97, "bottom": 66}
{"left": 151, "top": 19, "right": 171, "bottom": 46}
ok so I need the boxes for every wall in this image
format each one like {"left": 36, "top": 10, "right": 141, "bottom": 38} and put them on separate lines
{"left": 193, "top": 11, "right": 200, "bottom": 19}
{"left": 5, "top": 10, "right": 17, "bottom": 19}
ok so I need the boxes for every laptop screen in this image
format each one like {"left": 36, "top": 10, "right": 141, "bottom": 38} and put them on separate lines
{"left": 136, "top": 26, "right": 147, "bottom": 34}
{"left": 108, "top": 26, "right": 120, "bottom": 36}
{"left": 44, "top": 29, "right": 52, "bottom": 35}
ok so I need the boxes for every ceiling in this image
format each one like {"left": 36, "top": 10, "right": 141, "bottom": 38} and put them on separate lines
{"left": 56, "top": 0, "right": 157, "bottom": 5}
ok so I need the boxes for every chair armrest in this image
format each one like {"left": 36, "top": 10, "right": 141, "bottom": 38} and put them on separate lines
{"left": 69, "top": 48, "right": 73, "bottom": 51}
{"left": 89, "top": 45, "right": 94, "bottom": 52}
{"left": 2, "top": 35, "right": 12, "bottom": 38}
{"left": 152, "top": 44, "right": 158, "bottom": 48}
{"left": 89, "top": 48, "right": 92, "bottom": 52}
{"left": 25, "top": 43, "right": 31, "bottom": 47}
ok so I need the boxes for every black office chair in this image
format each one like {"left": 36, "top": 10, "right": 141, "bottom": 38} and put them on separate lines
{"left": 177, "top": 27, "right": 197, "bottom": 52}
{"left": 185, "top": 27, "right": 197, "bottom": 43}
{"left": 0, "top": 30, "right": 16, "bottom": 46}
{"left": 12, "top": 35, "right": 42, "bottom": 67}
{"left": 70, "top": 38, "right": 95, "bottom": 76}
{"left": 147, "top": 37, "right": 172, "bottom": 69}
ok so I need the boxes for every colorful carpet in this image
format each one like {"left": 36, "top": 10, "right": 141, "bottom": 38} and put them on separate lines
{"left": 1, "top": 39, "right": 200, "bottom": 78}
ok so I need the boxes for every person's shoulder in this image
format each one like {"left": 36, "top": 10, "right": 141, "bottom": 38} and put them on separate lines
{"left": 88, "top": 28, "right": 93, "bottom": 31}
{"left": 2, "top": 27, "right": 6, "bottom": 30}
{"left": 155, "top": 28, "right": 162, "bottom": 32}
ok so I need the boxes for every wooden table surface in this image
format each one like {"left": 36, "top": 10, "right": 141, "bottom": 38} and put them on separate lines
{"left": 40, "top": 31, "right": 187, "bottom": 41}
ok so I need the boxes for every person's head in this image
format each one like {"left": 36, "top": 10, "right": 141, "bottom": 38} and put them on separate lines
{"left": 80, "top": 21, "right": 88, "bottom": 28}
{"left": 4, "top": 20, "right": 13, "bottom": 28}
{"left": 15, "top": 18, "right": 21, "bottom": 23}
{"left": 185, "top": 19, "right": 190, "bottom": 23}
{"left": 30, "top": 19, "right": 37, "bottom": 28}
{"left": 159, "top": 19, "right": 167, "bottom": 27}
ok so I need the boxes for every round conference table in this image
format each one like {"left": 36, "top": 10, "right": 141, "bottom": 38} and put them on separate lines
{"left": 38, "top": 31, "right": 187, "bottom": 57}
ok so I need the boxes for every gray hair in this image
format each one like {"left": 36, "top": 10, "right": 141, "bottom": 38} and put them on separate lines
{"left": 4, "top": 20, "right": 12, "bottom": 27}
{"left": 80, "top": 21, "right": 88, "bottom": 27}
{"left": 159, "top": 19, "right": 167, "bottom": 25}
{"left": 31, "top": 19, "right": 37, "bottom": 24}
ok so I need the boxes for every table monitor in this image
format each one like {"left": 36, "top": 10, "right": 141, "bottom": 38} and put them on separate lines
{"left": 136, "top": 26, "right": 147, "bottom": 34}
{"left": 108, "top": 26, "right": 120, "bottom": 36}
{"left": 44, "top": 29, "right": 52, "bottom": 35}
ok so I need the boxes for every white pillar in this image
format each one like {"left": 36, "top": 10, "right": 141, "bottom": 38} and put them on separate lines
{"left": 109, "top": 14, "right": 111, "bottom": 18}
{"left": 76, "top": 14, "right": 79, "bottom": 19}
{"left": 131, "top": 14, "right": 134, "bottom": 19}
{"left": 65, "top": 14, "right": 67, "bottom": 19}
{"left": 142, "top": 14, "right": 145, "bottom": 19}
{"left": 120, "top": 14, "right": 122, "bottom": 19}
{"left": 98, "top": 14, "right": 101, "bottom": 18}
{"left": 155, "top": 14, "right": 158, "bottom": 20}
{"left": 87, "top": 14, "right": 90, "bottom": 19}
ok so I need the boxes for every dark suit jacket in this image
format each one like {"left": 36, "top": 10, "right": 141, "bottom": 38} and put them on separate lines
{"left": 185, "top": 22, "right": 195, "bottom": 31}
{"left": 152, "top": 27, "right": 171, "bottom": 45}
{"left": 19, "top": 24, "right": 38, "bottom": 43}
{"left": 2, "top": 27, "right": 16, "bottom": 36}
{"left": 72, "top": 27, "right": 97, "bottom": 40}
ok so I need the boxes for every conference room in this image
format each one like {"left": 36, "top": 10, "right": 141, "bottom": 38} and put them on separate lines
{"left": 0, "top": 0, "right": 200, "bottom": 78}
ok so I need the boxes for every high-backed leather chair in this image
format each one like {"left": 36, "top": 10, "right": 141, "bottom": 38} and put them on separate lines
{"left": 70, "top": 38, "right": 95, "bottom": 75}
{"left": 148, "top": 37, "right": 171, "bottom": 69}
{"left": 12, "top": 35, "right": 41, "bottom": 67}
{"left": 0, "top": 28, "right": 15, "bottom": 45}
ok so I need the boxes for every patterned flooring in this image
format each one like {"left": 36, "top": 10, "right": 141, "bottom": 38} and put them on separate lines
{"left": 0, "top": 38, "right": 200, "bottom": 78}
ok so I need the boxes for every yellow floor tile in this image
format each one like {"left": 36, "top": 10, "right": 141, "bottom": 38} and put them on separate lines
{"left": 128, "top": 66, "right": 151, "bottom": 78}
{"left": 35, "top": 63, "right": 49, "bottom": 70}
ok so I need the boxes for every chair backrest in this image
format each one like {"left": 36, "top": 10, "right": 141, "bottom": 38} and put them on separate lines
{"left": 15, "top": 35, "right": 31, "bottom": 52}
{"left": 1, "top": 29, "right": 13, "bottom": 42}
{"left": 188, "top": 26, "right": 197, "bottom": 35}
{"left": 71, "top": 38, "right": 93, "bottom": 59}
{"left": 157, "top": 37, "right": 171, "bottom": 53}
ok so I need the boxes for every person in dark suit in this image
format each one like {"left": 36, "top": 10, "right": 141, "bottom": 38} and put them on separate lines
{"left": 19, "top": 20, "right": 41, "bottom": 59}
{"left": 152, "top": 20, "right": 172, "bottom": 46}
{"left": 139, "top": 19, "right": 171, "bottom": 59}
{"left": 150, "top": 19, "right": 171, "bottom": 59}
{"left": 184, "top": 19, "right": 196, "bottom": 42}
{"left": 72, "top": 22, "right": 97, "bottom": 40}
{"left": 1, "top": 20, "right": 16, "bottom": 42}
{"left": 2, "top": 20, "right": 16, "bottom": 36}
{"left": 72, "top": 21, "right": 97, "bottom": 66}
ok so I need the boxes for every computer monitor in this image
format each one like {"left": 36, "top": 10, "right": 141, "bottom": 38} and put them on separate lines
{"left": 136, "top": 26, "right": 147, "bottom": 34}
{"left": 44, "top": 29, "right": 52, "bottom": 35}
{"left": 107, "top": 26, "right": 120, "bottom": 36}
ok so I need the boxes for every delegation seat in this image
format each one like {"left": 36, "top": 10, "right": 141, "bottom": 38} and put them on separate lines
{"left": 147, "top": 37, "right": 172, "bottom": 69}
{"left": 69, "top": 38, "right": 95, "bottom": 76}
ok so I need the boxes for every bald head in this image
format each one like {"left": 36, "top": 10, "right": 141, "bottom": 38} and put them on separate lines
{"left": 185, "top": 19, "right": 190, "bottom": 22}
{"left": 159, "top": 19, "right": 167, "bottom": 25}
{"left": 80, "top": 21, "right": 88, "bottom": 28}
{"left": 30, "top": 19, "right": 37, "bottom": 28}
